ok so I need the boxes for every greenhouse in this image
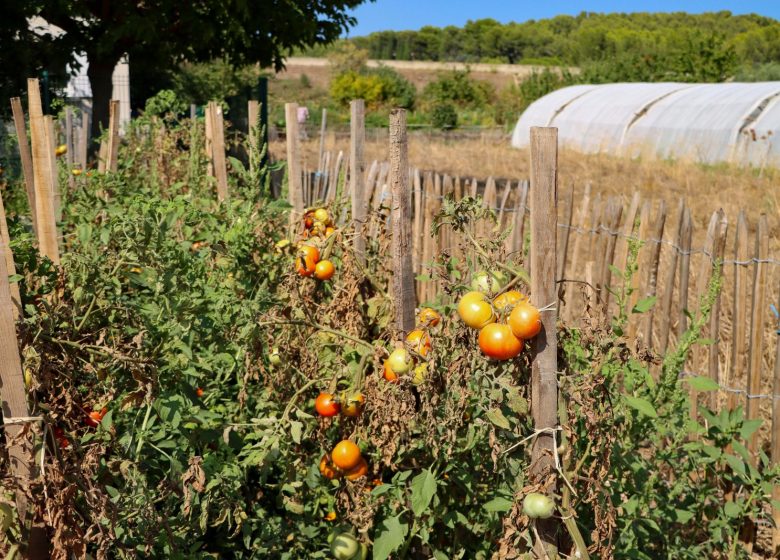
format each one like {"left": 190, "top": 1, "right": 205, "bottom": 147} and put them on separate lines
{"left": 511, "top": 82, "right": 780, "bottom": 168}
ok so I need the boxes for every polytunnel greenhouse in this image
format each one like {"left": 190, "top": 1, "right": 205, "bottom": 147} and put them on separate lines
{"left": 511, "top": 82, "right": 780, "bottom": 168}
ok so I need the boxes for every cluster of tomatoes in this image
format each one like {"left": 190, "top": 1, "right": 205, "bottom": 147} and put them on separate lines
{"left": 52, "top": 405, "right": 108, "bottom": 450}
{"left": 457, "top": 271, "right": 542, "bottom": 360}
{"left": 295, "top": 208, "right": 336, "bottom": 281}
{"left": 316, "top": 391, "right": 369, "bottom": 482}
{"left": 383, "top": 308, "right": 441, "bottom": 384}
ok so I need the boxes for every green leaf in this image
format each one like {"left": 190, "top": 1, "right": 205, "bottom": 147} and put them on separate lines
{"left": 483, "top": 497, "right": 514, "bottom": 513}
{"left": 290, "top": 421, "right": 302, "bottom": 444}
{"left": 486, "top": 408, "right": 511, "bottom": 430}
{"left": 684, "top": 376, "right": 719, "bottom": 392}
{"left": 410, "top": 469, "right": 437, "bottom": 516}
{"left": 373, "top": 515, "right": 408, "bottom": 560}
{"left": 724, "top": 500, "right": 742, "bottom": 518}
{"left": 739, "top": 419, "right": 762, "bottom": 440}
{"left": 674, "top": 509, "right": 694, "bottom": 523}
{"left": 623, "top": 395, "right": 658, "bottom": 418}
{"left": 724, "top": 454, "right": 746, "bottom": 477}
{"left": 632, "top": 296, "right": 657, "bottom": 314}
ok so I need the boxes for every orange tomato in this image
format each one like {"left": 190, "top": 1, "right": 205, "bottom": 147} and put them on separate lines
{"left": 325, "top": 226, "right": 336, "bottom": 238}
{"left": 303, "top": 212, "right": 315, "bottom": 229}
{"left": 196, "top": 387, "right": 204, "bottom": 398}
{"left": 85, "top": 407, "right": 108, "bottom": 427}
{"left": 417, "top": 308, "right": 441, "bottom": 327}
{"left": 457, "top": 291, "right": 494, "bottom": 329}
{"left": 508, "top": 302, "right": 542, "bottom": 340}
{"left": 296, "top": 254, "right": 317, "bottom": 276}
{"left": 299, "top": 244, "right": 320, "bottom": 262}
{"left": 406, "top": 329, "right": 431, "bottom": 356}
{"left": 345, "top": 457, "right": 368, "bottom": 481}
{"left": 493, "top": 290, "right": 527, "bottom": 312}
{"left": 315, "top": 392, "right": 341, "bottom": 417}
{"left": 383, "top": 360, "right": 398, "bottom": 383}
{"left": 319, "top": 454, "right": 344, "bottom": 480}
{"left": 323, "top": 511, "right": 337, "bottom": 521}
{"left": 341, "top": 393, "right": 365, "bottom": 417}
{"left": 331, "top": 440, "right": 362, "bottom": 471}
{"left": 314, "top": 260, "right": 335, "bottom": 280}
{"left": 478, "top": 323, "right": 523, "bottom": 360}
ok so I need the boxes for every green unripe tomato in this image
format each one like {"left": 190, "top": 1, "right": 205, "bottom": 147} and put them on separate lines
{"left": 471, "top": 270, "right": 507, "bottom": 295}
{"left": 330, "top": 533, "right": 359, "bottom": 560}
{"left": 387, "top": 348, "right": 412, "bottom": 374}
{"left": 269, "top": 348, "right": 281, "bottom": 366}
{"left": 523, "top": 492, "right": 555, "bottom": 519}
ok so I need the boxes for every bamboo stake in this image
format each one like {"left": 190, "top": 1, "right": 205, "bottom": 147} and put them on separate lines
{"left": 529, "top": 127, "right": 559, "bottom": 558}
{"left": 10, "top": 98, "right": 36, "bottom": 233}
{"left": 747, "top": 214, "right": 769, "bottom": 455}
{"left": 389, "top": 109, "right": 415, "bottom": 336}
{"left": 27, "top": 79, "right": 59, "bottom": 264}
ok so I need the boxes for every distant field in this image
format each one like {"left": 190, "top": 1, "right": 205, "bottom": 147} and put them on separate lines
{"left": 274, "top": 56, "right": 575, "bottom": 91}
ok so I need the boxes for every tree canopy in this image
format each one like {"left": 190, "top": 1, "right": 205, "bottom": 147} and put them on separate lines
{"left": 3, "top": 0, "right": 369, "bottom": 134}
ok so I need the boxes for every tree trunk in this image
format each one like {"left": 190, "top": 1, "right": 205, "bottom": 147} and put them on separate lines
{"left": 86, "top": 56, "right": 119, "bottom": 146}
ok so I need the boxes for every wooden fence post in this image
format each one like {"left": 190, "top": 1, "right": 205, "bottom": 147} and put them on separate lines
{"left": 707, "top": 212, "right": 728, "bottom": 410}
{"left": 389, "top": 109, "right": 415, "bottom": 336}
{"left": 285, "top": 103, "right": 304, "bottom": 226}
{"left": 747, "top": 214, "right": 768, "bottom": 455}
{"left": 350, "top": 100, "right": 366, "bottom": 264}
{"left": 0, "top": 192, "right": 21, "bottom": 319}
{"left": 27, "top": 79, "right": 59, "bottom": 264}
{"left": 65, "top": 107, "right": 75, "bottom": 190}
{"left": 529, "top": 127, "right": 559, "bottom": 557}
{"left": 677, "top": 208, "right": 693, "bottom": 339}
{"left": 204, "top": 102, "right": 214, "bottom": 180}
{"left": 640, "top": 200, "right": 667, "bottom": 347}
{"left": 105, "top": 99, "right": 120, "bottom": 173}
{"left": 210, "top": 102, "right": 229, "bottom": 202}
{"left": 10, "top": 97, "right": 37, "bottom": 234}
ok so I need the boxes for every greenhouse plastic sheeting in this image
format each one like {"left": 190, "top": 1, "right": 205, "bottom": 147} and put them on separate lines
{"left": 511, "top": 82, "right": 780, "bottom": 168}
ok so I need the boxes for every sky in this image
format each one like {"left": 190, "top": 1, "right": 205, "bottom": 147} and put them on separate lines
{"left": 345, "top": 1, "right": 780, "bottom": 36}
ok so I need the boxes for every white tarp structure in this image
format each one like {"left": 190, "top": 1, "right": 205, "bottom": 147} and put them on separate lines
{"left": 512, "top": 82, "right": 780, "bottom": 168}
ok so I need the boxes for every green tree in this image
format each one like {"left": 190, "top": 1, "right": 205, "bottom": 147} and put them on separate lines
{"left": 8, "top": 0, "right": 368, "bottom": 139}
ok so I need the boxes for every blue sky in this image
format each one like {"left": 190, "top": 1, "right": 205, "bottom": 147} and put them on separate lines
{"left": 345, "top": 1, "right": 780, "bottom": 36}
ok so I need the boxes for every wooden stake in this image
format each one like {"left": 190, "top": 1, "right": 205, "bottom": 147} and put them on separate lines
{"left": 707, "top": 212, "right": 728, "bottom": 410}
{"left": 0, "top": 192, "right": 20, "bottom": 319}
{"left": 27, "top": 79, "right": 59, "bottom": 264}
{"left": 105, "top": 99, "right": 120, "bottom": 173}
{"left": 65, "top": 107, "right": 75, "bottom": 190}
{"left": 771, "top": 309, "right": 780, "bottom": 551}
{"left": 641, "top": 200, "right": 667, "bottom": 347}
{"left": 350, "top": 100, "right": 366, "bottom": 264}
{"left": 285, "top": 103, "right": 304, "bottom": 224}
{"left": 389, "top": 109, "right": 415, "bottom": 336}
{"left": 0, "top": 234, "right": 35, "bottom": 537}
{"left": 78, "top": 110, "right": 89, "bottom": 170}
{"left": 658, "top": 200, "right": 685, "bottom": 356}
{"left": 248, "top": 100, "right": 260, "bottom": 176}
{"left": 747, "top": 214, "right": 768, "bottom": 455}
{"left": 204, "top": 103, "right": 214, "bottom": 179}
{"left": 44, "top": 116, "right": 61, "bottom": 223}
{"left": 677, "top": 208, "right": 693, "bottom": 339}
{"left": 729, "top": 211, "right": 749, "bottom": 412}
{"left": 210, "top": 102, "right": 229, "bottom": 202}
{"left": 10, "top": 97, "right": 36, "bottom": 234}
{"left": 600, "top": 199, "right": 623, "bottom": 315}
{"left": 318, "top": 108, "right": 327, "bottom": 171}
{"left": 529, "top": 127, "right": 559, "bottom": 558}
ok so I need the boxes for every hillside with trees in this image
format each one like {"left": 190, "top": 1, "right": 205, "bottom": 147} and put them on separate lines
{"left": 329, "top": 11, "right": 780, "bottom": 83}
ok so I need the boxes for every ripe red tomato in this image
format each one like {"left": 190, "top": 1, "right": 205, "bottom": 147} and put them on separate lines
{"left": 478, "top": 323, "right": 523, "bottom": 360}
{"left": 196, "top": 387, "right": 204, "bottom": 398}
{"left": 508, "top": 302, "right": 542, "bottom": 340}
{"left": 296, "top": 254, "right": 317, "bottom": 276}
{"left": 331, "top": 440, "right": 362, "bottom": 471}
{"left": 315, "top": 392, "right": 341, "bottom": 417}
{"left": 85, "top": 407, "right": 108, "bottom": 427}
